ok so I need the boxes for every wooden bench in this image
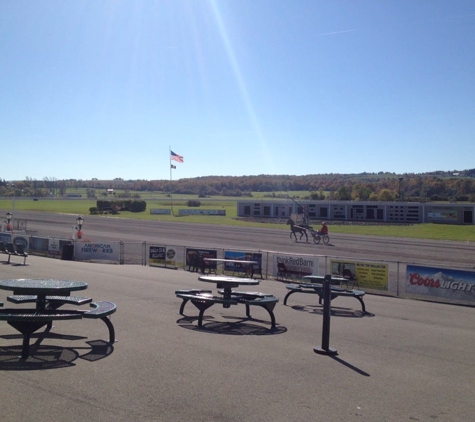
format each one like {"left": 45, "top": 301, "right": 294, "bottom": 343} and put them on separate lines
{"left": 202, "top": 261, "right": 217, "bottom": 275}
{"left": 242, "top": 264, "right": 264, "bottom": 279}
{"left": 283, "top": 283, "right": 367, "bottom": 313}
{"left": 187, "top": 255, "right": 211, "bottom": 274}
{"left": 276, "top": 263, "right": 293, "bottom": 280}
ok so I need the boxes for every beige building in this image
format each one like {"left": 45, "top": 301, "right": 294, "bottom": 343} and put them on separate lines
{"left": 237, "top": 200, "right": 475, "bottom": 225}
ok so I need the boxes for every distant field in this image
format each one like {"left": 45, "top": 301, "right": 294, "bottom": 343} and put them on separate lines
{"left": 1, "top": 197, "right": 475, "bottom": 242}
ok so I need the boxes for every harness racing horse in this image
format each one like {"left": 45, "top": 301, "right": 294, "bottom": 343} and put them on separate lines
{"left": 286, "top": 218, "right": 308, "bottom": 242}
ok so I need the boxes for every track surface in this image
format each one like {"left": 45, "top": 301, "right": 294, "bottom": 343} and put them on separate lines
{"left": 11, "top": 210, "right": 475, "bottom": 267}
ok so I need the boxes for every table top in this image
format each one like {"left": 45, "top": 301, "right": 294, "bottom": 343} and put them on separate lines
{"left": 0, "top": 279, "right": 88, "bottom": 296}
{"left": 304, "top": 275, "right": 347, "bottom": 284}
{"left": 203, "top": 258, "right": 258, "bottom": 264}
{"left": 199, "top": 275, "right": 260, "bottom": 287}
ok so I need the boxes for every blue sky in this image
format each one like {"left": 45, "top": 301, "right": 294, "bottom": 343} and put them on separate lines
{"left": 1, "top": 1, "right": 474, "bottom": 181}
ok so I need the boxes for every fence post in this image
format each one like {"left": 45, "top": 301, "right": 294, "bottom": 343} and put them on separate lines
{"left": 396, "top": 261, "right": 400, "bottom": 296}
{"left": 265, "top": 251, "right": 269, "bottom": 279}
{"left": 119, "top": 241, "right": 124, "bottom": 265}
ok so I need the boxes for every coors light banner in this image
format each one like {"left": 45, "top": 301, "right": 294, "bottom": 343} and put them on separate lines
{"left": 406, "top": 265, "right": 475, "bottom": 302}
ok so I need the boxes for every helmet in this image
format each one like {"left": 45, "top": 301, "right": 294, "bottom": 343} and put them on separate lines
{"left": 322, "top": 222, "right": 326, "bottom": 225}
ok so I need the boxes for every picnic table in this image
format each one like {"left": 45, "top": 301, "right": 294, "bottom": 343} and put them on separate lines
{"left": 0, "top": 279, "right": 117, "bottom": 359}
{"left": 175, "top": 276, "right": 279, "bottom": 328}
{"left": 303, "top": 275, "right": 349, "bottom": 286}
{"left": 283, "top": 276, "right": 367, "bottom": 313}
{"left": 203, "top": 258, "right": 262, "bottom": 278}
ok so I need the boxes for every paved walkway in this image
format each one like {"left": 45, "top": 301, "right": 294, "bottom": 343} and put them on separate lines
{"left": 0, "top": 256, "right": 474, "bottom": 421}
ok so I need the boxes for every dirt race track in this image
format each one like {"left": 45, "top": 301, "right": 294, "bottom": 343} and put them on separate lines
{"left": 11, "top": 210, "right": 475, "bottom": 268}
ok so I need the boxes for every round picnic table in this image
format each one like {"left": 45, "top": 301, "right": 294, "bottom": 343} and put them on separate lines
{"left": 0, "top": 279, "right": 88, "bottom": 310}
{"left": 303, "top": 275, "right": 348, "bottom": 286}
{"left": 203, "top": 259, "right": 258, "bottom": 264}
{"left": 199, "top": 275, "right": 259, "bottom": 288}
{"left": 198, "top": 275, "right": 259, "bottom": 303}
{"left": 202, "top": 258, "right": 259, "bottom": 277}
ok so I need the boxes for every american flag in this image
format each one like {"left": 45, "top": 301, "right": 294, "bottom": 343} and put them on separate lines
{"left": 170, "top": 151, "right": 184, "bottom": 163}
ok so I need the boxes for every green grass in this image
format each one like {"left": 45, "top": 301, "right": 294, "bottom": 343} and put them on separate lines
{"left": 328, "top": 223, "right": 475, "bottom": 242}
{"left": 2, "top": 198, "right": 475, "bottom": 242}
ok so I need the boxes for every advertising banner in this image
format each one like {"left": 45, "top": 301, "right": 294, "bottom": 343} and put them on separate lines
{"left": 330, "top": 259, "right": 388, "bottom": 290}
{"left": 150, "top": 209, "right": 171, "bottom": 215}
{"left": 427, "top": 207, "right": 458, "bottom": 223}
{"left": 11, "top": 234, "right": 29, "bottom": 250}
{"left": 149, "top": 245, "right": 177, "bottom": 268}
{"left": 0, "top": 233, "right": 11, "bottom": 244}
{"left": 178, "top": 209, "right": 226, "bottom": 216}
{"left": 75, "top": 242, "right": 120, "bottom": 262}
{"left": 185, "top": 247, "right": 217, "bottom": 271}
{"left": 406, "top": 264, "right": 475, "bottom": 302}
{"left": 223, "top": 250, "right": 262, "bottom": 274}
{"left": 273, "top": 254, "right": 318, "bottom": 278}
{"left": 48, "top": 238, "right": 61, "bottom": 256}
{"left": 28, "top": 236, "right": 49, "bottom": 255}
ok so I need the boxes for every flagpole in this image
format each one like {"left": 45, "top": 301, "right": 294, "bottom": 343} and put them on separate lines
{"left": 169, "top": 146, "right": 174, "bottom": 216}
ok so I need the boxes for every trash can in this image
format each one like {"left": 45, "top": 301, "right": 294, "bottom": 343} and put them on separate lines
{"left": 61, "top": 244, "right": 74, "bottom": 261}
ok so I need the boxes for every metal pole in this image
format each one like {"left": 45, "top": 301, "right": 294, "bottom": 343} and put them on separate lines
{"left": 169, "top": 146, "right": 174, "bottom": 216}
{"left": 396, "top": 261, "right": 400, "bottom": 297}
{"left": 314, "top": 274, "right": 338, "bottom": 355}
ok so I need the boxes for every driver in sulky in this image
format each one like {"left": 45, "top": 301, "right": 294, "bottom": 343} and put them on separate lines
{"left": 317, "top": 222, "right": 328, "bottom": 236}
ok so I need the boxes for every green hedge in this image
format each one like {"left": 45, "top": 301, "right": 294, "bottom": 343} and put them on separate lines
{"left": 96, "top": 199, "right": 146, "bottom": 213}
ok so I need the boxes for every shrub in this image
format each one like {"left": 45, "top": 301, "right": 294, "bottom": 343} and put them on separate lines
{"left": 129, "top": 200, "right": 147, "bottom": 212}
{"left": 97, "top": 199, "right": 146, "bottom": 213}
{"left": 187, "top": 200, "right": 201, "bottom": 207}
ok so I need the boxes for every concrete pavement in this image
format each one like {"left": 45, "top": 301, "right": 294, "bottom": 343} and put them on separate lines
{"left": 0, "top": 255, "right": 474, "bottom": 421}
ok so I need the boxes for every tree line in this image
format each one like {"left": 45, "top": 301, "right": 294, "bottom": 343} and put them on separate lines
{"left": 2, "top": 169, "right": 475, "bottom": 202}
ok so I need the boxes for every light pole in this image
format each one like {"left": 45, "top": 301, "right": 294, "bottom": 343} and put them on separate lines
{"left": 9, "top": 183, "right": 15, "bottom": 227}
{"left": 5, "top": 212, "right": 12, "bottom": 232}
{"left": 398, "top": 177, "right": 403, "bottom": 202}
{"left": 76, "top": 216, "right": 84, "bottom": 239}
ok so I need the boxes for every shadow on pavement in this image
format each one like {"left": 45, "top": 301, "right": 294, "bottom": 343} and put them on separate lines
{"left": 177, "top": 316, "right": 287, "bottom": 335}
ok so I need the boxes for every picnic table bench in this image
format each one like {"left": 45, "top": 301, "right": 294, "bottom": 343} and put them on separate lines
{"left": 175, "top": 288, "right": 278, "bottom": 328}
{"left": 7, "top": 295, "right": 93, "bottom": 309}
{"left": 283, "top": 283, "right": 367, "bottom": 313}
{"left": 218, "top": 290, "right": 278, "bottom": 327}
{"left": 82, "top": 301, "right": 117, "bottom": 344}
{"left": 176, "top": 290, "right": 237, "bottom": 327}
{"left": 0, "top": 308, "right": 84, "bottom": 359}
{"left": 0, "top": 279, "right": 118, "bottom": 359}
{"left": 0, "top": 300, "right": 117, "bottom": 359}
{"left": 7, "top": 295, "right": 117, "bottom": 339}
